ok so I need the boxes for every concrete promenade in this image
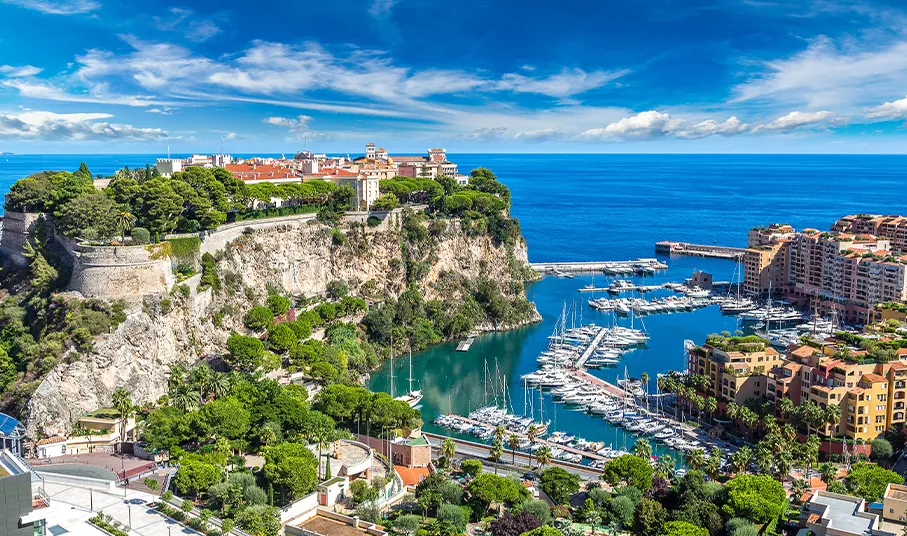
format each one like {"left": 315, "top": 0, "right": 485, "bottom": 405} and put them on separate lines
{"left": 655, "top": 241, "right": 748, "bottom": 260}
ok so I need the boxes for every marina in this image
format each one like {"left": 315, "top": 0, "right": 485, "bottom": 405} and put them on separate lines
{"left": 655, "top": 241, "right": 749, "bottom": 260}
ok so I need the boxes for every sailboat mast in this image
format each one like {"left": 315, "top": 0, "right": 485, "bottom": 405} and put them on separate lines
{"left": 408, "top": 346, "right": 414, "bottom": 394}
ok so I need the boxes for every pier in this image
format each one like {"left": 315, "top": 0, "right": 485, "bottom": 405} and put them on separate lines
{"left": 655, "top": 241, "right": 748, "bottom": 260}
{"left": 530, "top": 258, "right": 668, "bottom": 274}
{"left": 575, "top": 327, "right": 613, "bottom": 368}
{"left": 456, "top": 337, "right": 475, "bottom": 352}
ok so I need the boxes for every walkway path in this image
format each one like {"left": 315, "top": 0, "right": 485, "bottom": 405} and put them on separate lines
{"left": 576, "top": 328, "right": 613, "bottom": 368}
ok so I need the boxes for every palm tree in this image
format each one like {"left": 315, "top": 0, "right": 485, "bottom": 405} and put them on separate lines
{"left": 441, "top": 438, "right": 456, "bottom": 469}
{"left": 489, "top": 439, "right": 504, "bottom": 472}
{"left": 731, "top": 446, "right": 752, "bottom": 475}
{"left": 190, "top": 364, "right": 215, "bottom": 401}
{"left": 586, "top": 510, "right": 602, "bottom": 536}
{"left": 527, "top": 424, "right": 539, "bottom": 469}
{"left": 819, "top": 462, "right": 837, "bottom": 484}
{"left": 778, "top": 397, "right": 795, "bottom": 421}
{"left": 705, "top": 447, "right": 722, "bottom": 479}
{"left": 755, "top": 446, "right": 774, "bottom": 475}
{"left": 168, "top": 363, "right": 188, "bottom": 392}
{"left": 210, "top": 371, "right": 231, "bottom": 399}
{"left": 493, "top": 425, "right": 506, "bottom": 445}
{"left": 824, "top": 405, "right": 842, "bottom": 435}
{"left": 791, "top": 478, "right": 811, "bottom": 504}
{"left": 687, "top": 448, "right": 706, "bottom": 471}
{"left": 111, "top": 387, "right": 135, "bottom": 446}
{"left": 641, "top": 372, "right": 650, "bottom": 411}
{"left": 656, "top": 454, "right": 675, "bottom": 479}
{"left": 116, "top": 211, "right": 136, "bottom": 243}
{"left": 536, "top": 446, "right": 552, "bottom": 470}
{"left": 632, "top": 439, "right": 652, "bottom": 460}
{"left": 170, "top": 385, "right": 199, "bottom": 412}
{"left": 704, "top": 397, "right": 718, "bottom": 425}
{"left": 725, "top": 401, "right": 740, "bottom": 420}
{"left": 775, "top": 449, "right": 794, "bottom": 482}
{"left": 507, "top": 434, "right": 520, "bottom": 466}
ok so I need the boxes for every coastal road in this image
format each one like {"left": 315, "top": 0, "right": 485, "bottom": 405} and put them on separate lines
{"left": 423, "top": 432, "right": 604, "bottom": 481}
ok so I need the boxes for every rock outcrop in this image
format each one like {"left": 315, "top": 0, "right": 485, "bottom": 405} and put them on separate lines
{"left": 24, "top": 212, "right": 538, "bottom": 437}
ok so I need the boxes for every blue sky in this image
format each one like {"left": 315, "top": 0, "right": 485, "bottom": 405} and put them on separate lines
{"left": 3, "top": 0, "right": 907, "bottom": 153}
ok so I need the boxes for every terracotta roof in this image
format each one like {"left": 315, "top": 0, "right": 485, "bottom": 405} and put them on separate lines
{"left": 37, "top": 436, "right": 66, "bottom": 446}
{"left": 791, "top": 345, "right": 818, "bottom": 359}
{"left": 394, "top": 466, "right": 431, "bottom": 487}
{"left": 862, "top": 373, "right": 887, "bottom": 383}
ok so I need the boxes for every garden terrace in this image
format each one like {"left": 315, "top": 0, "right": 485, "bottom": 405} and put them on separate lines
{"left": 705, "top": 336, "right": 769, "bottom": 353}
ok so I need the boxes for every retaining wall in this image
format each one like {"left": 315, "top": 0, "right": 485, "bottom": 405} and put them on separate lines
{"left": 0, "top": 211, "right": 42, "bottom": 267}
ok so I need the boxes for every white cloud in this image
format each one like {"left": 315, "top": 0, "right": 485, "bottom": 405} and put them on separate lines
{"left": 152, "top": 8, "right": 222, "bottom": 42}
{"left": 0, "top": 65, "right": 43, "bottom": 77}
{"left": 368, "top": 0, "right": 396, "bottom": 18}
{"left": 866, "top": 95, "right": 907, "bottom": 120}
{"left": 0, "top": 110, "right": 170, "bottom": 141}
{"left": 734, "top": 37, "right": 907, "bottom": 109}
{"left": 459, "top": 127, "right": 509, "bottom": 141}
{"left": 515, "top": 127, "right": 563, "bottom": 141}
{"left": 263, "top": 115, "right": 323, "bottom": 140}
{"left": 145, "top": 107, "right": 176, "bottom": 115}
{"left": 223, "top": 132, "right": 244, "bottom": 141}
{"left": 2, "top": 79, "right": 170, "bottom": 107}
{"left": 579, "top": 110, "right": 838, "bottom": 141}
{"left": 0, "top": 0, "right": 98, "bottom": 14}
{"left": 580, "top": 111, "right": 684, "bottom": 139}
{"left": 674, "top": 117, "right": 749, "bottom": 139}
{"left": 753, "top": 110, "right": 844, "bottom": 131}
{"left": 497, "top": 68, "right": 629, "bottom": 98}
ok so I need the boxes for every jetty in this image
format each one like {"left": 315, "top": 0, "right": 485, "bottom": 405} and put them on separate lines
{"left": 655, "top": 241, "right": 748, "bottom": 260}
{"left": 456, "top": 337, "right": 475, "bottom": 352}
{"left": 575, "top": 327, "right": 613, "bottom": 368}
{"left": 530, "top": 258, "right": 668, "bottom": 275}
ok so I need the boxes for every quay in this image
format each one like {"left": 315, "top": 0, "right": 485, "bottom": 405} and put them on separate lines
{"left": 575, "top": 328, "right": 613, "bottom": 368}
{"left": 421, "top": 432, "right": 604, "bottom": 479}
{"left": 530, "top": 258, "right": 668, "bottom": 274}
{"left": 435, "top": 415, "right": 608, "bottom": 462}
{"left": 655, "top": 241, "right": 747, "bottom": 260}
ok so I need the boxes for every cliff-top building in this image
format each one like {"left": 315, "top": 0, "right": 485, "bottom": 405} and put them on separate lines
{"left": 743, "top": 215, "right": 907, "bottom": 324}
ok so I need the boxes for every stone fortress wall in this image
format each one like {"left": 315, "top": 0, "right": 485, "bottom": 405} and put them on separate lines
{"left": 0, "top": 209, "right": 402, "bottom": 300}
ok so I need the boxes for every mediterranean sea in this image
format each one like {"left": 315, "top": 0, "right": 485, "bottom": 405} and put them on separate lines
{"left": 3, "top": 153, "right": 906, "bottom": 461}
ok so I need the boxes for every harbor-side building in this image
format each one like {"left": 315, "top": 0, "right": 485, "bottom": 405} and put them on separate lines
{"left": 800, "top": 490, "right": 896, "bottom": 536}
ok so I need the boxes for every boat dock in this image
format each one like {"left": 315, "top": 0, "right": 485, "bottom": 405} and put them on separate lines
{"left": 655, "top": 241, "right": 748, "bottom": 260}
{"left": 568, "top": 369, "right": 627, "bottom": 398}
{"left": 531, "top": 258, "right": 668, "bottom": 274}
{"left": 456, "top": 337, "right": 475, "bottom": 352}
{"left": 575, "top": 328, "right": 613, "bottom": 368}
{"left": 438, "top": 414, "right": 608, "bottom": 462}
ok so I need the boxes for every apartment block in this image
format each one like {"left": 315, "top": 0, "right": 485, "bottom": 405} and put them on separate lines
{"left": 743, "top": 216, "right": 907, "bottom": 324}
{"left": 688, "top": 338, "right": 783, "bottom": 405}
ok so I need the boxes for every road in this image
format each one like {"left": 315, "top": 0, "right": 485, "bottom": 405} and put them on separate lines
{"left": 424, "top": 432, "right": 604, "bottom": 481}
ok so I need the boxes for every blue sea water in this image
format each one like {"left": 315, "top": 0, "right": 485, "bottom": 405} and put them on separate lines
{"left": 3, "top": 153, "right": 906, "bottom": 459}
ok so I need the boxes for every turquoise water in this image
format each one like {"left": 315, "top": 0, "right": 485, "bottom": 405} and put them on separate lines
{"left": 4, "top": 153, "right": 906, "bottom": 458}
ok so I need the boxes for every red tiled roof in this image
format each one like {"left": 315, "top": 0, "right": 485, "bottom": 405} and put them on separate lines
{"left": 37, "top": 436, "right": 66, "bottom": 446}
{"left": 394, "top": 466, "right": 431, "bottom": 487}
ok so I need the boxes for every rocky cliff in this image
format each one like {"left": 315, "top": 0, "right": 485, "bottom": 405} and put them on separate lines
{"left": 23, "top": 211, "right": 539, "bottom": 437}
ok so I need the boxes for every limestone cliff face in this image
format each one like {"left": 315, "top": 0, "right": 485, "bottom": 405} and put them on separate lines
{"left": 24, "top": 213, "right": 538, "bottom": 437}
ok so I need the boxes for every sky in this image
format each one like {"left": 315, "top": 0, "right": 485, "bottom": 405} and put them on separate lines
{"left": 3, "top": 0, "right": 907, "bottom": 154}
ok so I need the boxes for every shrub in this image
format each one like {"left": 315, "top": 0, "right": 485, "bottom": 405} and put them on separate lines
{"left": 244, "top": 306, "right": 274, "bottom": 330}
{"left": 266, "top": 294, "right": 291, "bottom": 316}
{"left": 461, "top": 459, "right": 483, "bottom": 477}
{"left": 131, "top": 227, "right": 151, "bottom": 244}
{"left": 367, "top": 216, "right": 381, "bottom": 227}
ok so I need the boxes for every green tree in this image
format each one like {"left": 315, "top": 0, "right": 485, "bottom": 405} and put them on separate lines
{"left": 602, "top": 454, "right": 654, "bottom": 492}
{"left": 634, "top": 498, "right": 667, "bottom": 536}
{"left": 535, "top": 445, "right": 552, "bottom": 470}
{"left": 538, "top": 467, "right": 579, "bottom": 505}
{"left": 372, "top": 193, "right": 399, "bottom": 211}
{"left": 461, "top": 459, "right": 483, "bottom": 477}
{"left": 111, "top": 387, "right": 135, "bottom": 445}
{"left": 173, "top": 459, "right": 222, "bottom": 498}
{"left": 466, "top": 473, "right": 528, "bottom": 511}
{"left": 632, "top": 439, "right": 652, "bottom": 460}
{"left": 871, "top": 438, "right": 894, "bottom": 466}
{"left": 56, "top": 192, "right": 119, "bottom": 238}
{"left": 267, "top": 324, "right": 298, "bottom": 353}
{"left": 442, "top": 437, "right": 456, "bottom": 469}
{"left": 520, "top": 528, "right": 565, "bottom": 536}
{"left": 722, "top": 474, "right": 786, "bottom": 524}
{"left": 394, "top": 514, "right": 421, "bottom": 536}
{"left": 437, "top": 503, "right": 467, "bottom": 534}
{"left": 263, "top": 443, "right": 319, "bottom": 502}
{"left": 226, "top": 333, "right": 265, "bottom": 371}
{"left": 266, "top": 295, "right": 291, "bottom": 316}
{"left": 235, "top": 504, "right": 281, "bottom": 536}
{"left": 197, "top": 396, "right": 251, "bottom": 439}
{"left": 663, "top": 521, "right": 709, "bottom": 536}
{"left": 819, "top": 462, "right": 838, "bottom": 484}
{"left": 845, "top": 462, "right": 905, "bottom": 502}
{"left": 245, "top": 306, "right": 275, "bottom": 330}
